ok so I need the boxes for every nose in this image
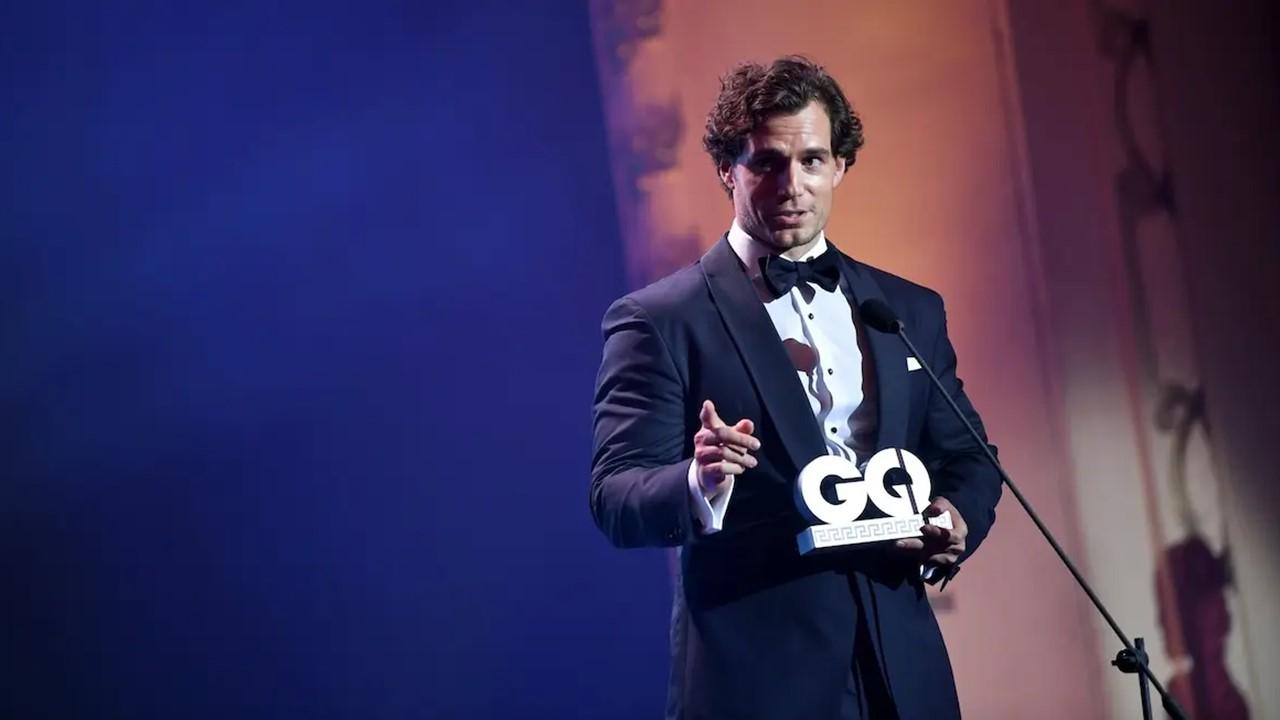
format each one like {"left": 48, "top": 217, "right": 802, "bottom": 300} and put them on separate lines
{"left": 778, "top": 161, "right": 803, "bottom": 199}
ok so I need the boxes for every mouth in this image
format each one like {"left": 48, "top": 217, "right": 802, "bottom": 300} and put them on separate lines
{"left": 769, "top": 210, "right": 810, "bottom": 227}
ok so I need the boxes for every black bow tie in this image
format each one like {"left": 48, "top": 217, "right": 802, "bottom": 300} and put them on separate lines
{"left": 758, "top": 249, "right": 842, "bottom": 297}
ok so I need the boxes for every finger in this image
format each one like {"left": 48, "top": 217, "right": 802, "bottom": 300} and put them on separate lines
{"left": 694, "top": 444, "right": 724, "bottom": 464}
{"left": 919, "top": 524, "right": 951, "bottom": 541}
{"left": 694, "top": 431, "right": 752, "bottom": 458}
{"left": 718, "top": 446, "right": 757, "bottom": 469}
{"left": 695, "top": 444, "right": 755, "bottom": 467}
{"left": 700, "top": 400, "right": 725, "bottom": 430}
{"left": 733, "top": 418, "right": 755, "bottom": 436}
{"left": 713, "top": 426, "right": 760, "bottom": 451}
{"left": 920, "top": 525, "right": 955, "bottom": 551}
{"left": 926, "top": 551, "right": 960, "bottom": 567}
{"left": 894, "top": 538, "right": 925, "bottom": 552}
{"left": 701, "top": 461, "right": 746, "bottom": 484}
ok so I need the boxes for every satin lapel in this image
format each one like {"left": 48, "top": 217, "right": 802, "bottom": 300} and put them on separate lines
{"left": 700, "top": 238, "right": 827, "bottom": 473}
{"left": 835, "top": 251, "right": 908, "bottom": 453}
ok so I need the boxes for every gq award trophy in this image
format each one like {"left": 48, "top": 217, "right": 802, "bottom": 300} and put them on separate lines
{"left": 795, "top": 448, "right": 951, "bottom": 555}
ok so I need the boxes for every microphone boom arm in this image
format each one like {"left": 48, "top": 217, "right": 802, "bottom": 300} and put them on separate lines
{"left": 866, "top": 299, "right": 1187, "bottom": 720}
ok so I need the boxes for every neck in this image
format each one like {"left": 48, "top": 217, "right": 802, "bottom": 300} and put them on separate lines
{"left": 727, "top": 219, "right": 829, "bottom": 272}
{"left": 779, "top": 235, "right": 823, "bottom": 260}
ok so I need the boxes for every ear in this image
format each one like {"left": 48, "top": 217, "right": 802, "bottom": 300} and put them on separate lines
{"left": 718, "top": 162, "right": 735, "bottom": 192}
{"left": 831, "top": 156, "right": 848, "bottom": 188}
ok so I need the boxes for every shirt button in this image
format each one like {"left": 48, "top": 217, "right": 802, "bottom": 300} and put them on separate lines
{"left": 808, "top": 313, "right": 815, "bottom": 320}
{"left": 827, "top": 368, "right": 834, "bottom": 375}
{"left": 830, "top": 427, "right": 838, "bottom": 434}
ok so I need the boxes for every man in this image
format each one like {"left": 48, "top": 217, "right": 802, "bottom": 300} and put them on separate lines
{"left": 590, "top": 56, "right": 1002, "bottom": 720}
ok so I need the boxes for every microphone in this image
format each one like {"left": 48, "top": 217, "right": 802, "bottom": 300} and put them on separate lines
{"left": 858, "top": 298, "right": 902, "bottom": 334}
{"left": 858, "top": 299, "right": 1188, "bottom": 720}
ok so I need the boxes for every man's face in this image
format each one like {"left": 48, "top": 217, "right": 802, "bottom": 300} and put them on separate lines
{"left": 721, "top": 100, "right": 847, "bottom": 258}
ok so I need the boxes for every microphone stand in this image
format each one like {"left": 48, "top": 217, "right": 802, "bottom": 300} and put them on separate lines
{"left": 866, "top": 302, "right": 1188, "bottom": 720}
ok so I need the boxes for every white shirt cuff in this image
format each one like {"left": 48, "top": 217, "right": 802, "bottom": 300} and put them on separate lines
{"left": 687, "top": 459, "right": 734, "bottom": 534}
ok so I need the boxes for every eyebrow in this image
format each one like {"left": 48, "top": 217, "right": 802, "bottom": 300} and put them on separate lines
{"left": 748, "top": 147, "right": 832, "bottom": 161}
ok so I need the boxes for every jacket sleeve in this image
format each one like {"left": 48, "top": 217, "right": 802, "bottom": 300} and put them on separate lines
{"left": 589, "top": 296, "right": 696, "bottom": 548}
{"left": 917, "top": 297, "right": 1003, "bottom": 561}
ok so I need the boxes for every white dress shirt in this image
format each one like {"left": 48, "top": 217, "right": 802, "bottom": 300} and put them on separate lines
{"left": 689, "top": 220, "right": 878, "bottom": 532}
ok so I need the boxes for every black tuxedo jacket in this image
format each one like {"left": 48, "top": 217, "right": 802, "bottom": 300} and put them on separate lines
{"left": 590, "top": 237, "right": 1002, "bottom": 720}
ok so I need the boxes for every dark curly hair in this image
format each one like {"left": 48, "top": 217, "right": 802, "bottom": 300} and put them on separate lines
{"left": 703, "top": 56, "right": 864, "bottom": 194}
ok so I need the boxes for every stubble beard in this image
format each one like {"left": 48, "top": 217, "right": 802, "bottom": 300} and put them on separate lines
{"left": 762, "top": 224, "right": 823, "bottom": 259}
{"left": 735, "top": 191, "right": 826, "bottom": 257}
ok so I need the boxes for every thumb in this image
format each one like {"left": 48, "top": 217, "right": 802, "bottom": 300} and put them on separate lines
{"left": 700, "top": 400, "right": 724, "bottom": 429}
{"left": 923, "top": 497, "right": 950, "bottom": 517}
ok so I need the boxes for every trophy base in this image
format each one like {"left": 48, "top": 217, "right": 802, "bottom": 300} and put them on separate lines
{"left": 796, "top": 511, "right": 953, "bottom": 555}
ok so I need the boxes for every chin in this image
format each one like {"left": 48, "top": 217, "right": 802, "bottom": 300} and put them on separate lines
{"left": 770, "top": 228, "right": 815, "bottom": 249}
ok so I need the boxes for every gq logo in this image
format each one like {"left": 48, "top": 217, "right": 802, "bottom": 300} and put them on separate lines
{"left": 794, "top": 448, "right": 952, "bottom": 555}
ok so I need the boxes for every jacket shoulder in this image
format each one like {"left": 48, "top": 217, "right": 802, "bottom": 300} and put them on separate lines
{"left": 857, "top": 260, "right": 942, "bottom": 304}
{"left": 608, "top": 261, "right": 709, "bottom": 322}
{"left": 842, "top": 257, "right": 950, "bottom": 345}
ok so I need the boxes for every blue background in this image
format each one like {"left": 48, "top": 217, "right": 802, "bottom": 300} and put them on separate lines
{"left": 2, "top": 2, "right": 672, "bottom": 717}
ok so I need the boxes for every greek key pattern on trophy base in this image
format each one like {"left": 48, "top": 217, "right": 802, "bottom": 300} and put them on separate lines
{"left": 796, "top": 512, "right": 953, "bottom": 555}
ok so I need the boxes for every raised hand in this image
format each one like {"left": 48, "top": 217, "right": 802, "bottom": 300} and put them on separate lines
{"left": 692, "top": 400, "right": 760, "bottom": 494}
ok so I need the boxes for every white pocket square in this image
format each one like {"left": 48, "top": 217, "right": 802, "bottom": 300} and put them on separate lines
{"left": 907, "top": 357, "right": 922, "bottom": 371}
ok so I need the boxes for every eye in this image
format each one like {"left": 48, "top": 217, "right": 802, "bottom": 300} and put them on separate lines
{"left": 802, "top": 156, "right": 825, "bottom": 169}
